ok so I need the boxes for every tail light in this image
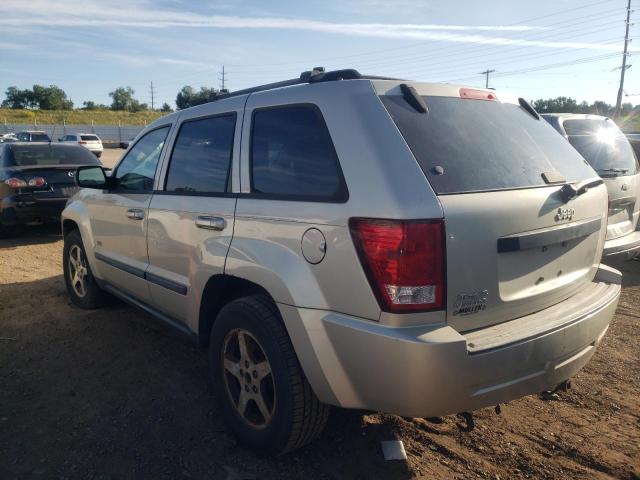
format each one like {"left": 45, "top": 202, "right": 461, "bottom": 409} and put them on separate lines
{"left": 79, "top": 141, "right": 87, "bottom": 145}
{"left": 4, "top": 177, "right": 27, "bottom": 188}
{"left": 28, "top": 177, "right": 46, "bottom": 187}
{"left": 4, "top": 176, "right": 47, "bottom": 189}
{"left": 350, "top": 218, "right": 445, "bottom": 313}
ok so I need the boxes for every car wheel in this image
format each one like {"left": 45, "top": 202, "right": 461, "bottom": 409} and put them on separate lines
{"left": 95, "top": 151, "right": 102, "bottom": 158}
{"left": 63, "top": 229, "right": 109, "bottom": 308}
{"left": 210, "top": 295, "right": 329, "bottom": 455}
{"left": 0, "top": 223, "right": 10, "bottom": 238}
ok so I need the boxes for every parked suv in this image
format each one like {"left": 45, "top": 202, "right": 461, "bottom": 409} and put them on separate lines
{"left": 59, "top": 133, "right": 104, "bottom": 158}
{"left": 62, "top": 69, "right": 621, "bottom": 455}
{"left": 543, "top": 114, "right": 640, "bottom": 257}
{"left": 16, "top": 130, "right": 51, "bottom": 142}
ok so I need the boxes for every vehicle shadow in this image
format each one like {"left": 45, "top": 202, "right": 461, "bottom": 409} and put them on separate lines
{"left": 0, "top": 224, "right": 62, "bottom": 248}
{"left": 0, "top": 275, "right": 414, "bottom": 480}
{"left": 603, "top": 256, "right": 640, "bottom": 288}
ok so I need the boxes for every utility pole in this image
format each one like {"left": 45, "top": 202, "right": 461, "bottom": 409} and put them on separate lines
{"left": 150, "top": 81, "right": 155, "bottom": 110}
{"left": 614, "top": 0, "right": 633, "bottom": 119}
{"left": 219, "top": 65, "right": 226, "bottom": 92}
{"left": 479, "top": 69, "right": 495, "bottom": 88}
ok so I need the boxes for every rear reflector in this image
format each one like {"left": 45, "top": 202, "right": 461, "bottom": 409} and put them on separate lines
{"left": 459, "top": 88, "right": 497, "bottom": 101}
{"left": 4, "top": 177, "right": 27, "bottom": 188}
{"left": 350, "top": 218, "right": 445, "bottom": 313}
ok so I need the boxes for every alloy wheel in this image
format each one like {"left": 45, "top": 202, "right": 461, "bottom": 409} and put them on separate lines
{"left": 68, "top": 244, "right": 88, "bottom": 298}
{"left": 222, "top": 328, "right": 276, "bottom": 429}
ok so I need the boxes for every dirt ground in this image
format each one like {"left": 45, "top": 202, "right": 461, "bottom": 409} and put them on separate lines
{"left": 0, "top": 227, "right": 638, "bottom": 480}
{"left": 100, "top": 148, "right": 123, "bottom": 169}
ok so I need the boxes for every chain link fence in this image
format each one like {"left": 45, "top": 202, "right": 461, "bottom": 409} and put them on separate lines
{"left": 1, "top": 122, "right": 144, "bottom": 144}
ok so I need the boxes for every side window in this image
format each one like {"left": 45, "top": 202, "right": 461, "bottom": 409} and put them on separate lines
{"left": 165, "top": 114, "right": 236, "bottom": 194}
{"left": 250, "top": 105, "right": 347, "bottom": 201}
{"left": 115, "top": 126, "right": 170, "bottom": 191}
{"left": 17, "top": 133, "right": 27, "bottom": 141}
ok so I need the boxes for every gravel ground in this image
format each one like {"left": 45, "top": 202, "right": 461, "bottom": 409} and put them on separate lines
{"left": 0, "top": 227, "right": 638, "bottom": 479}
{"left": 100, "top": 148, "right": 123, "bottom": 168}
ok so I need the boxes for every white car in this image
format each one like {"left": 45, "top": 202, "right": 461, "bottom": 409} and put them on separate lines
{"left": 60, "top": 133, "right": 104, "bottom": 157}
{"left": 0, "top": 133, "right": 17, "bottom": 143}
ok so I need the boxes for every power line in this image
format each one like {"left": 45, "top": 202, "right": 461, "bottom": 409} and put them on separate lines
{"left": 226, "top": 9, "right": 625, "bottom": 75}
{"left": 615, "top": 0, "right": 633, "bottom": 118}
{"left": 442, "top": 53, "right": 620, "bottom": 83}
{"left": 151, "top": 0, "right": 622, "bottom": 88}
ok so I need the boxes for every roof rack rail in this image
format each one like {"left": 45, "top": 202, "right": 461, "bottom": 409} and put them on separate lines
{"left": 215, "top": 67, "right": 390, "bottom": 102}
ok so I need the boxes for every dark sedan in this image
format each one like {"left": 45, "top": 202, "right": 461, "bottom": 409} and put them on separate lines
{"left": 0, "top": 143, "right": 101, "bottom": 236}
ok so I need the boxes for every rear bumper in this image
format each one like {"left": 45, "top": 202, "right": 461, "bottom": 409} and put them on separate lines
{"left": 282, "top": 265, "right": 621, "bottom": 418}
{"left": 603, "top": 230, "right": 640, "bottom": 257}
{"left": 0, "top": 194, "right": 67, "bottom": 226}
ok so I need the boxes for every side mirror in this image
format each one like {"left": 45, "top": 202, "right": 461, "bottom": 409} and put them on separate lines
{"left": 76, "top": 166, "right": 108, "bottom": 189}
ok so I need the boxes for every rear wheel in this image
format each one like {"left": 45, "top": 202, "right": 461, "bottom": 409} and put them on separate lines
{"left": 210, "top": 295, "right": 329, "bottom": 455}
{"left": 63, "top": 229, "right": 109, "bottom": 308}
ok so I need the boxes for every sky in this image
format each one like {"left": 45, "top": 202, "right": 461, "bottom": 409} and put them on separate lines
{"left": 0, "top": 0, "right": 637, "bottom": 109}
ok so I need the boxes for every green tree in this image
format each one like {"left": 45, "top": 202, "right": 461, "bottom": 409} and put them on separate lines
{"left": 532, "top": 96, "right": 578, "bottom": 113}
{"left": 109, "top": 86, "right": 139, "bottom": 111}
{"left": 175, "top": 85, "right": 220, "bottom": 109}
{"left": 160, "top": 102, "right": 172, "bottom": 112}
{"left": 2, "top": 86, "right": 33, "bottom": 109}
{"left": 31, "top": 84, "right": 73, "bottom": 110}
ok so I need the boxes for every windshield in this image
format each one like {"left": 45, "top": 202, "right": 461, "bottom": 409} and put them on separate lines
{"left": 563, "top": 120, "right": 638, "bottom": 176}
{"left": 380, "top": 95, "right": 596, "bottom": 194}
{"left": 4, "top": 145, "right": 101, "bottom": 167}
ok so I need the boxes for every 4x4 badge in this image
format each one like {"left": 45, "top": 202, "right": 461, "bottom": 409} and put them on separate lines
{"left": 453, "top": 290, "right": 488, "bottom": 316}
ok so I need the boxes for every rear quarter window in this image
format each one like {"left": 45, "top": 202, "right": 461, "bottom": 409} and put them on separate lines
{"left": 250, "top": 104, "right": 348, "bottom": 201}
{"left": 381, "top": 95, "right": 596, "bottom": 194}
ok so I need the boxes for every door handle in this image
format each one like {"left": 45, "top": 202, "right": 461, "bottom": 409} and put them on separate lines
{"left": 126, "top": 208, "right": 145, "bottom": 220}
{"left": 196, "top": 216, "right": 226, "bottom": 231}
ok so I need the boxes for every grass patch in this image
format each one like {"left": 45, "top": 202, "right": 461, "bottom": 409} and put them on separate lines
{"left": 0, "top": 109, "right": 167, "bottom": 126}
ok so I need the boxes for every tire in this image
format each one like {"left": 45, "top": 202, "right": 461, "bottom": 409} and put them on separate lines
{"left": 210, "top": 295, "right": 329, "bottom": 455}
{"left": 63, "top": 229, "right": 109, "bottom": 308}
{"left": 0, "top": 223, "right": 11, "bottom": 239}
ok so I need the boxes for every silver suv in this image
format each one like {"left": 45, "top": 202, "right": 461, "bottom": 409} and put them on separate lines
{"left": 543, "top": 113, "right": 640, "bottom": 257}
{"left": 61, "top": 69, "right": 621, "bottom": 455}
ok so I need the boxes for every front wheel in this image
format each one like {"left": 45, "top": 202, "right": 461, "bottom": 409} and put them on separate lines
{"left": 210, "top": 295, "right": 329, "bottom": 455}
{"left": 63, "top": 229, "right": 109, "bottom": 308}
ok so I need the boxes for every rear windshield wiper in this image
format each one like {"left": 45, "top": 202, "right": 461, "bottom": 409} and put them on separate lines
{"left": 596, "top": 167, "right": 629, "bottom": 177}
{"left": 559, "top": 178, "right": 604, "bottom": 203}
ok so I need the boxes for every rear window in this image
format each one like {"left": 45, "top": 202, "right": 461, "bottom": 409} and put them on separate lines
{"left": 250, "top": 105, "right": 347, "bottom": 201}
{"left": 562, "top": 119, "right": 638, "bottom": 176}
{"left": 165, "top": 114, "right": 236, "bottom": 194}
{"left": 80, "top": 135, "right": 100, "bottom": 141}
{"left": 4, "top": 145, "right": 100, "bottom": 167}
{"left": 31, "top": 133, "right": 51, "bottom": 142}
{"left": 381, "top": 95, "right": 596, "bottom": 194}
